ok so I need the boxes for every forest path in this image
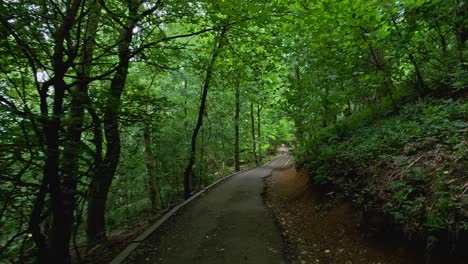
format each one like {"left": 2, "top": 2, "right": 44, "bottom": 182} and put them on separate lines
{"left": 126, "top": 155, "right": 292, "bottom": 264}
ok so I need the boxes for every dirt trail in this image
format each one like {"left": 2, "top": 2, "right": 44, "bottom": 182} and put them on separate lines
{"left": 265, "top": 164, "right": 424, "bottom": 264}
{"left": 126, "top": 155, "right": 293, "bottom": 264}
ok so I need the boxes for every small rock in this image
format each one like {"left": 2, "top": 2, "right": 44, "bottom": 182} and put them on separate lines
{"left": 324, "top": 249, "right": 331, "bottom": 254}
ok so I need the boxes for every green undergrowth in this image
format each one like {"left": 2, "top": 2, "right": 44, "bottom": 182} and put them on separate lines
{"left": 298, "top": 97, "right": 467, "bottom": 253}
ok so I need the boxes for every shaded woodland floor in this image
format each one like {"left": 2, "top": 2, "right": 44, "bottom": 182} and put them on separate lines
{"left": 264, "top": 165, "right": 426, "bottom": 264}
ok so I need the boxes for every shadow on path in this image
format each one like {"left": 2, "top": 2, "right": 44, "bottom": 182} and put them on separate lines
{"left": 125, "top": 155, "right": 293, "bottom": 264}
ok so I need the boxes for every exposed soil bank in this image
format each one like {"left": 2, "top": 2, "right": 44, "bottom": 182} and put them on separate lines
{"left": 264, "top": 166, "right": 426, "bottom": 264}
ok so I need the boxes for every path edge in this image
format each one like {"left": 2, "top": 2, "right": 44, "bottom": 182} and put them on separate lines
{"left": 109, "top": 165, "right": 258, "bottom": 264}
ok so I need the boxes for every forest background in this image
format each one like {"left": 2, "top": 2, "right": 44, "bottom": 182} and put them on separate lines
{"left": 0, "top": 0, "right": 466, "bottom": 263}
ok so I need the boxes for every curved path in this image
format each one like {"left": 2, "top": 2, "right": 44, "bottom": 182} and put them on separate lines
{"left": 126, "top": 155, "right": 292, "bottom": 264}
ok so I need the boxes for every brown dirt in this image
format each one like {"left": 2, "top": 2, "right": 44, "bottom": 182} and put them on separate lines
{"left": 264, "top": 166, "right": 425, "bottom": 264}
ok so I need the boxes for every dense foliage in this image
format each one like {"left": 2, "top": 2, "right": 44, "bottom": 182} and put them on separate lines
{"left": 282, "top": 0, "right": 467, "bottom": 258}
{"left": 0, "top": 1, "right": 292, "bottom": 262}
{"left": 0, "top": 0, "right": 466, "bottom": 263}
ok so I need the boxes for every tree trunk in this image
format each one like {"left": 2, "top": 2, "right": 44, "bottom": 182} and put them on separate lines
{"left": 257, "top": 105, "right": 262, "bottom": 163}
{"left": 366, "top": 45, "right": 399, "bottom": 109}
{"left": 62, "top": 0, "right": 101, "bottom": 251}
{"left": 184, "top": 27, "right": 226, "bottom": 199}
{"left": 45, "top": 80, "right": 68, "bottom": 263}
{"left": 250, "top": 101, "right": 258, "bottom": 165}
{"left": 234, "top": 76, "right": 240, "bottom": 172}
{"left": 28, "top": 176, "right": 48, "bottom": 262}
{"left": 198, "top": 126, "right": 205, "bottom": 189}
{"left": 143, "top": 121, "right": 161, "bottom": 210}
{"left": 390, "top": 19, "right": 427, "bottom": 96}
{"left": 408, "top": 53, "right": 427, "bottom": 95}
{"left": 434, "top": 21, "right": 448, "bottom": 55}
{"left": 86, "top": 0, "right": 138, "bottom": 245}
{"left": 33, "top": 0, "right": 82, "bottom": 262}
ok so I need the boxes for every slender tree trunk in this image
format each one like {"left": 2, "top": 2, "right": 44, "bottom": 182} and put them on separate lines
{"left": 257, "top": 105, "right": 262, "bottom": 163}
{"left": 366, "top": 45, "right": 399, "bottom": 110}
{"left": 293, "top": 65, "right": 306, "bottom": 138}
{"left": 234, "top": 76, "right": 240, "bottom": 172}
{"left": 183, "top": 80, "right": 191, "bottom": 139}
{"left": 86, "top": 77, "right": 125, "bottom": 245}
{"left": 390, "top": 19, "right": 428, "bottom": 95}
{"left": 368, "top": 47, "right": 396, "bottom": 96}
{"left": 143, "top": 120, "right": 161, "bottom": 210}
{"left": 250, "top": 101, "right": 258, "bottom": 165}
{"left": 86, "top": 0, "right": 139, "bottom": 245}
{"left": 408, "top": 53, "right": 427, "bottom": 95}
{"left": 61, "top": 0, "right": 101, "bottom": 252}
{"left": 198, "top": 127, "right": 205, "bottom": 189}
{"left": 184, "top": 27, "right": 226, "bottom": 199}
{"left": 434, "top": 22, "right": 448, "bottom": 55}
{"left": 361, "top": 26, "right": 397, "bottom": 106}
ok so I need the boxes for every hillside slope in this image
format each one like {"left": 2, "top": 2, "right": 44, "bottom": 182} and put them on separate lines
{"left": 296, "top": 97, "right": 467, "bottom": 261}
